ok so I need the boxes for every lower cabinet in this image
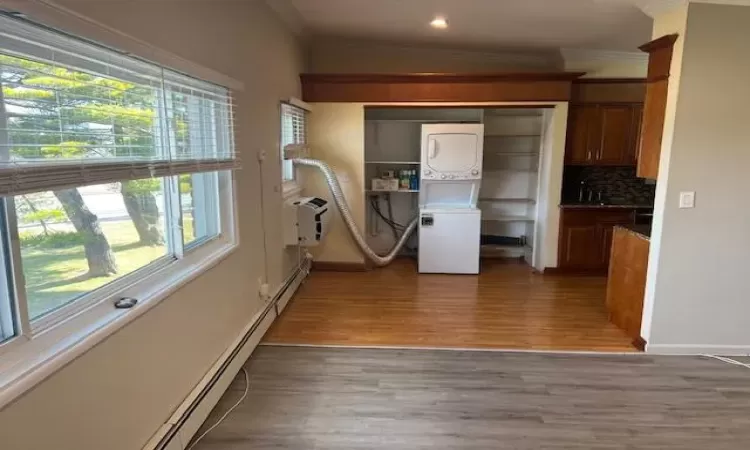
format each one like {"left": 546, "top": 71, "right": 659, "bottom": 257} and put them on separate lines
{"left": 558, "top": 209, "right": 635, "bottom": 272}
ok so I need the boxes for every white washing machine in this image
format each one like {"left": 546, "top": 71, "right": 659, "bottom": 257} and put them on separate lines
{"left": 420, "top": 123, "right": 484, "bottom": 209}
{"left": 418, "top": 124, "right": 484, "bottom": 274}
{"left": 419, "top": 208, "right": 481, "bottom": 274}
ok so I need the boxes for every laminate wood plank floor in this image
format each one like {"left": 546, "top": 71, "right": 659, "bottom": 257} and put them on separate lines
{"left": 264, "top": 259, "right": 635, "bottom": 351}
{"left": 192, "top": 346, "right": 750, "bottom": 450}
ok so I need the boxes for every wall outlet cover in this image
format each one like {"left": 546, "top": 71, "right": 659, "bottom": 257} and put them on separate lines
{"left": 679, "top": 191, "right": 696, "bottom": 209}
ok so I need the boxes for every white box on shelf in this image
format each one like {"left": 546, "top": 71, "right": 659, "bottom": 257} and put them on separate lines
{"left": 371, "top": 178, "right": 399, "bottom": 191}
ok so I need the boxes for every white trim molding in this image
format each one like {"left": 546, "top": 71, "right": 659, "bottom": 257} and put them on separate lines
{"left": 144, "top": 256, "right": 311, "bottom": 450}
{"left": 647, "top": 344, "right": 750, "bottom": 356}
{"left": 289, "top": 97, "right": 313, "bottom": 112}
{"left": 633, "top": 0, "right": 687, "bottom": 17}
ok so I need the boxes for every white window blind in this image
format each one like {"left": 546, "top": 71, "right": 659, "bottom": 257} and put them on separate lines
{"left": 281, "top": 102, "right": 306, "bottom": 182}
{"left": 0, "top": 14, "right": 238, "bottom": 196}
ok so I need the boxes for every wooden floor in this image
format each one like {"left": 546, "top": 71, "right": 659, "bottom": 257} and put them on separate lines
{"left": 264, "top": 259, "right": 636, "bottom": 351}
{"left": 193, "top": 346, "right": 750, "bottom": 449}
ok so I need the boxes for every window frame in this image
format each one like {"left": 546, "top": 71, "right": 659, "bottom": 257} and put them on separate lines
{"left": 0, "top": 170, "right": 237, "bottom": 406}
{"left": 0, "top": 12, "right": 241, "bottom": 408}
{"left": 280, "top": 99, "right": 310, "bottom": 198}
{"left": 7, "top": 181, "right": 178, "bottom": 332}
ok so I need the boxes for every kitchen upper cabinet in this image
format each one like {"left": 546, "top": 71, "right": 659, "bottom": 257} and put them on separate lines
{"left": 558, "top": 209, "right": 635, "bottom": 272}
{"left": 599, "top": 106, "right": 635, "bottom": 164}
{"left": 565, "top": 105, "right": 599, "bottom": 165}
{"left": 565, "top": 104, "right": 642, "bottom": 166}
{"left": 637, "top": 34, "right": 679, "bottom": 179}
{"left": 628, "top": 105, "right": 643, "bottom": 165}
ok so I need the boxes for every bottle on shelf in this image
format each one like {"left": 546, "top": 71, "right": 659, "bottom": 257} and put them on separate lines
{"left": 409, "top": 170, "right": 418, "bottom": 191}
{"left": 399, "top": 170, "right": 410, "bottom": 190}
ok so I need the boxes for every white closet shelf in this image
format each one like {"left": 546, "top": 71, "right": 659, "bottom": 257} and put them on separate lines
{"left": 482, "top": 215, "right": 535, "bottom": 222}
{"left": 365, "top": 161, "right": 421, "bottom": 164}
{"left": 366, "top": 189, "right": 420, "bottom": 193}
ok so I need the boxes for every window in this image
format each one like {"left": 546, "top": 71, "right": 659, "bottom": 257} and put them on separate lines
{"left": 280, "top": 102, "right": 307, "bottom": 182}
{"left": 0, "top": 13, "right": 237, "bottom": 350}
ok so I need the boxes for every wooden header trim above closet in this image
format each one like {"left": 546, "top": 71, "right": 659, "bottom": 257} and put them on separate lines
{"left": 300, "top": 72, "right": 586, "bottom": 103}
{"left": 640, "top": 34, "right": 679, "bottom": 82}
{"left": 571, "top": 78, "right": 646, "bottom": 104}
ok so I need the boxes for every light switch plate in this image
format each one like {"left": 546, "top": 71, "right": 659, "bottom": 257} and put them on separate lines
{"left": 679, "top": 191, "right": 696, "bottom": 209}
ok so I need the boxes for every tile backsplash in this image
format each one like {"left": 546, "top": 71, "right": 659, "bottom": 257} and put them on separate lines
{"left": 562, "top": 166, "right": 656, "bottom": 205}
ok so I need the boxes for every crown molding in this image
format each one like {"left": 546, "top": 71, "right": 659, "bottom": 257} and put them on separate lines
{"left": 633, "top": 0, "right": 687, "bottom": 17}
{"left": 693, "top": 0, "right": 750, "bottom": 5}
{"left": 560, "top": 48, "right": 648, "bottom": 64}
{"left": 263, "top": 0, "right": 307, "bottom": 37}
{"left": 634, "top": 0, "right": 750, "bottom": 18}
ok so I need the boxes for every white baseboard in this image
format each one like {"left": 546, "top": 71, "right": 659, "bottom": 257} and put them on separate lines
{"left": 647, "top": 344, "right": 750, "bottom": 356}
{"left": 143, "top": 259, "right": 309, "bottom": 450}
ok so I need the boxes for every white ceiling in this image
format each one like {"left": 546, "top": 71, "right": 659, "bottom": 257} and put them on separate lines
{"left": 273, "top": 0, "right": 654, "bottom": 52}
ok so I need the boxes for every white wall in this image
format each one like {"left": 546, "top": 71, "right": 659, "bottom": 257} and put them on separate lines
{"left": 643, "top": 3, "right": 750, "bottom": 353}
{"left": 0, "top": 1, "right": 305, "bottom": 449}
{"left": 308, "top": 37, "right": 561, "bottom": 73}
{"left": 535, "top": 104, "right": 568, "bottom": 271}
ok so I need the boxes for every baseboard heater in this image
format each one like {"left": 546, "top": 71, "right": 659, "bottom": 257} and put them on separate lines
{"left": 144, "top": 257, "right": 310, "bottom": 450}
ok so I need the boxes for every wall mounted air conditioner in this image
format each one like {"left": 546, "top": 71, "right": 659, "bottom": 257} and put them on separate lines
{"left": 283, "top": 196, "right": 330, "bottom": 247}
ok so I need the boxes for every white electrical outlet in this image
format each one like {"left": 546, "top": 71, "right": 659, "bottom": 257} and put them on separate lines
{"left": 679, "top": 191, "right": 696, "bottom": 209}
{"left": 259, "top": 283, "right": 270, "bottom": 301}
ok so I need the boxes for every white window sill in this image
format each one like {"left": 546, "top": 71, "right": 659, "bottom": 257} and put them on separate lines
{"left": 0, "top": 239, "right": 238, "bottom": 410}
{"left": 282, "top": 180, "right": 302, "bottom": 199}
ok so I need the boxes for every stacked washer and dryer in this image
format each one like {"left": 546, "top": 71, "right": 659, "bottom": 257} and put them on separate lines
{"left": 418, "top": 124, "right": 485, "bottom": 274}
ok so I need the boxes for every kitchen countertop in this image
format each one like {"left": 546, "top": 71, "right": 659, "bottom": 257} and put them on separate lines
{"left": 559, "top": 204, "right": 654, "bottom": 210}
{"left": 616, "top": 224, "right": 651, "bottom": 240}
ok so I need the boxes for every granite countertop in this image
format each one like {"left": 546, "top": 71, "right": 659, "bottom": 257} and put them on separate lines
{"left": 616, "top": 224, "right": 652, "bottom": 240}
{"left": 559, "top": 204, "right": 654, "bottom": 210}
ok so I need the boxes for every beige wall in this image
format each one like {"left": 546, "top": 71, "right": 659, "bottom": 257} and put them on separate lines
{"left": 308, "top": 37, "right": 561, "bottom": 73}
{"left": 0, "top": 1, "right": 305, "bottom": 449}
{"left": 306, "top": 103, "right": 366, "bottom": 264}
{"left": 643, "top": 3, "right": 750, "bottom": 353}
{"left": 565, "top": 59, "right": 648, "bottom": 78}
{"left": 641, "top": 4, "right": 689, "bottom": 342}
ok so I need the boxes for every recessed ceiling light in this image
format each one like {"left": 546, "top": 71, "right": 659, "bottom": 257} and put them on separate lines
{"left": 430, "top": 16, "right": 448, "bottom": 29}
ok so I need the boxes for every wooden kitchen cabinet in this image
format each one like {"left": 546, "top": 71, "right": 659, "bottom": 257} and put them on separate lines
{"left": 637, "top": 79, "right": 669, "bottom": 178}
{"left": 637, "top": 34, "right": 678, "bottom": 179}
{"left": 628, "top": 105, "right": 643, "bottom": 165}
{"left": 599, "top": 106, "right": 635, "bottom": 164}
{"left": 565, "top": 105, "right": 599, "bottom": 165}
{"left": 606, "top": 227, "right": 650, "bottom": 342}
{"left": 560, "top": 224, "right": 600, "bottom": 268}
{"left": 565, "top": 104, "right": 642, "bottom": 166}
{"left": 558, "top": 209, "right": 635, "bottom": 271}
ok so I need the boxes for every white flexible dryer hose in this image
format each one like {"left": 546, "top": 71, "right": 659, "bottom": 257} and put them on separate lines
{"left": 293, "top": 158, "right": 418, "bottom": 267}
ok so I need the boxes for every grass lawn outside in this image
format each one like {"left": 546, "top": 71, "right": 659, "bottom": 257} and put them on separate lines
{"left": 21, "top": 220, "right": 169, "bottom": 320}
